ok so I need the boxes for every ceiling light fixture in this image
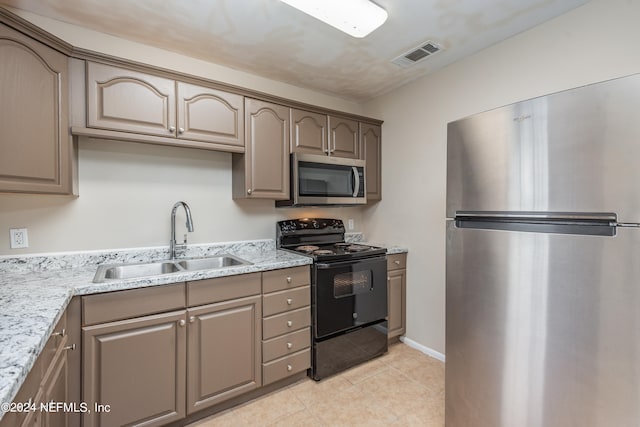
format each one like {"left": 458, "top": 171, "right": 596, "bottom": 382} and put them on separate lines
{"left": 281, "top": 0, "right": 388, "bottom": 38}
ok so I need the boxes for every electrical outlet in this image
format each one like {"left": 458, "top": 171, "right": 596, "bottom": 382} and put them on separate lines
{"left": 10, "top": 228, "right": 29, "bottom": 249}
{"left": 347, "top": 219, "right": 355, "bottom": 230}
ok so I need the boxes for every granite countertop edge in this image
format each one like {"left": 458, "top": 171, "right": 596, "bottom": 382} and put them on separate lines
{"left": 0, "top": 238, "right": 407, "bottom": 419}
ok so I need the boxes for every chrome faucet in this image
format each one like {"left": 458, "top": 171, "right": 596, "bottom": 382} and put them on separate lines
{"left": 170, "top": 201, "right": 194, "bottom": 259}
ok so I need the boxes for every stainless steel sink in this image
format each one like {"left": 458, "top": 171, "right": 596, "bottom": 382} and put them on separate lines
{"left": 176, "top": 254, "right": 250, "bottom": 271}
{"left": 93, "top": 255, "right": 252, "bottom": 283}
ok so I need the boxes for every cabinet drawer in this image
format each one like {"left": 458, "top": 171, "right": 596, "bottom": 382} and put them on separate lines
{"left": 262, "top": 327, "right": 310, "bottom": 363}
{"left": 82, "top": 283, "right": 185, "bottom": 326}
{"left": 263, "top": 306, "right": 311, "bottom": 340}
{"left": 387, "top": 254, "right": 406, "bottom": 271}
{"left": 262, "top": 285, "right": 310, "bottom": 317}
{"left": 262, "top": 348, "right": 311, "bottom": 386}
{"left": 188, "top": 272, "right": 261, "bottom": 306}
{"left": 262, "top": 266, "right": 310, "bottom": 293}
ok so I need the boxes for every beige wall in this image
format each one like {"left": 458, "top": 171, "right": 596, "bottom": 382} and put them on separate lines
{"left": 0, "top": 9, "right": 366, "bottom": 255}
{"left": 362, "top": 0, "right": 640, "bottom": 354}
{"left": 0, "top": 138, "right": 366, "bottom": 254}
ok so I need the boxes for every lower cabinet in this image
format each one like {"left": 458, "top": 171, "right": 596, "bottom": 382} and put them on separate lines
{"left": 187, "top": 295, "right": 261, "bottom": 414}
{"left": 261, "top": 266, "right": 312, "bottom": 385}
{"left": 0, "top": 310, "right": 72, "bottom": 427}
{"left": 387, "top": 254, "right": 407, "bottom": 339}
{"left": 82, "top": 310, "right": 187, "bottom": 427}
{"left": 80, "top": 269, "right": 288, "bottom": 426}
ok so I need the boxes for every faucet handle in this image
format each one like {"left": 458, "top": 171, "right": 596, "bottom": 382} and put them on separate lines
{"left": 183, "top": 233, "right": 188, "bottom": 244}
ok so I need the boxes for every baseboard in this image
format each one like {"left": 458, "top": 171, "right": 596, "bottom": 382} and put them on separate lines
{"left": 400, "top": 336, "right": 446, "bottom": 362}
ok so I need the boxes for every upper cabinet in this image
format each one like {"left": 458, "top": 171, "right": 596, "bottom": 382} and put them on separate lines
{"left": 290, "top": 108, "right": 328, "bottom": 155}
{"left": 361, "top": 123, "right": 382, "bottom": 202}
{"left": 328, "top": 115, "right": 360, "bottom": 159}
{"left": 87, "top": 62, "right": 176, "bottom": 137}
{"left": 177, "top": 82, "right": 244, "bottom": 147}
{"left": 82, "top": 62, "right": 244, "bottom": 152}
{"left": 233, "top": 98, "right": 290, "bottom": 200}
{"left": 0, "top": 22, "right": 74, "bottom": 194}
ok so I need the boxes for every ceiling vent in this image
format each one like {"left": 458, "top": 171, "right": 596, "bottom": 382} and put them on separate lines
{"left": 391, "top": 41, "right": 443, "bottom": 68}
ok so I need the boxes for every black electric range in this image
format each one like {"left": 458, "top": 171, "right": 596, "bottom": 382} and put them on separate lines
{"left": 276, "top": 218, "right": 388, "bottom": 380}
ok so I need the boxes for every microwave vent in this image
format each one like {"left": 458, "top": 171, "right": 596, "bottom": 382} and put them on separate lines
{"left": 391, "top": 40, "right": 443, "bottom": 68}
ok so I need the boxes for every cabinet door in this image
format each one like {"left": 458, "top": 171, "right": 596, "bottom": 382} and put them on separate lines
{"left": 361, "top": 123, "right": 382, "bottom": 202}
{"left": 290, "top": 108, "right": 328, "bottom": 155}
{"left": 41, "top": 349, "right": 68, "bottom": 427}
{"left": 388, "top": 269, "right": 406, "bottom": 338}
{"left": 237, "top": 98, "right": 289, "bottom": 199}
{"left": 176, "top": 82, "right": 244, "bottom": 147}
{"left": 0, "top": 23, "right": 72, "bottom": 194}
{"left": 328, "top": 115, "right": 359, "bottom": 159}
{"left": 87, "top": 62, "right": 176, "bottom": 137}
{"left": 83, "top": 310, "right": 186, "bottom": 427}
{"left": 187, "top": 295, "right": 261, "bottom": 414}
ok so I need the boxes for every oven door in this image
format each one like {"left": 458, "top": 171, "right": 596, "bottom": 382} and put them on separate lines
{"left": 314, "top": 256, "right": 387, "bottom": 339}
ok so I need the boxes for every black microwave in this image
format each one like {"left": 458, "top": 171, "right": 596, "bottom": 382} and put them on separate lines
{"left": 277, "top": 153, "right": 366, "bottom": 207}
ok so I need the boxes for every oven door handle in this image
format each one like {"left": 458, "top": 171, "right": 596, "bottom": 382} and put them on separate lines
{"left": 315, "top": 257, "right": 386, "bottom": 269}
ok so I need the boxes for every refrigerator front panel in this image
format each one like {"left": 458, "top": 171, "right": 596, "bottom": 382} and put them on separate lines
{"left": 445, "top": 220, "right": 640, "bottom": 427}
{"left": 446, "top": 73, "right": 640, "bottom": 221}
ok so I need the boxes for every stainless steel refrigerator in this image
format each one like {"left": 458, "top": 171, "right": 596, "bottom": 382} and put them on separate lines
{"left": 445, "top": 74, "right": 640, "bottom": 427}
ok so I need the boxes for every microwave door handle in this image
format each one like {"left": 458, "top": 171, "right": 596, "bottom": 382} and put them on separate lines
{"left": 352, "top": 166, "right": 360, "bottom": 197}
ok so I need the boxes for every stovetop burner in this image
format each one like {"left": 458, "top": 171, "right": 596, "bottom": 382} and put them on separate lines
{"left": 313, "top": 249, "right": 335, "bottom": 255}
{"left": 296, "top": 245, "right": 320, "bottom": 253}
{"left": 345, "top": 244, "right": 370, "bottom": 252}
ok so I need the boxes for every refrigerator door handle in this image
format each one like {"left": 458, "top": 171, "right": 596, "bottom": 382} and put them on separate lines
{"left": 612, "top": 222, "right": 640, "bottom": 228}
{"left": 455, "top": 211, "right": 618, "bottom": 221}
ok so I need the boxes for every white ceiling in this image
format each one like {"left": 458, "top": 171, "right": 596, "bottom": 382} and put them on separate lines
{"left": 1, "top": 0, "right": 590, "bottom": 102}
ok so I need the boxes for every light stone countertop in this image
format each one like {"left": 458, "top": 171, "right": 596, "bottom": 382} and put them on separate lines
{"left": 0, "top": 237, "right": 407, "bottom": 420}
{"left": 0, "top": 240, "right": 311, "bottom": 420}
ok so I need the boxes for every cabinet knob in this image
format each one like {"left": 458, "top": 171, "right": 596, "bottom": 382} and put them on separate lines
{"left": 394, "top": 260, "right": 401, "bottom": 265}
{"left": 247, "top": 189, "right": 252, "bottom": 195}
{"left": 286, "top": 276, "right": 292, "bottom": 283}
{"left": 63, "top": 344, "right": 76, "bottom": 351}
{"left": 287, "top": 320, "right": 293, "bottom": 327}
{"left": 169, "top": 126, "right": 176, "bottom": 132}
{"left": 287, "top": 364, "right": 293, "bottom": 372}
{"left": 388, "top": 276, "right": 390, "bottom": 280}
{"left": 178, "top": 127, "right": 185, "bottom": 134}
{"left": 189, "top": 316, "right": 196, "bottom": 323}
{"left": 286, "top": 298, "right": 293, "bottom": 305}
{"left": 287, "top": 342, "right": 293, "bottom": 349}
{"left": 179, "top": 319, "right": 186, "bottom": 327}
{"left": 53, "top": 328, "right": 66, "bottom": 337}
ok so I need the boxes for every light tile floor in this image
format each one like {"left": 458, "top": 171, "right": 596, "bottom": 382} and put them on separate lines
{"left": 189, "top": 343, "right": 445, "bottom": 427}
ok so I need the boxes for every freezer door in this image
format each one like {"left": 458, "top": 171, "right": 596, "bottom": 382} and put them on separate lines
{"left": 446, "top": 73, "right": 640, "bottom": 220}
{"left": 446, "top": 220, "right": 640, "bottom": 427}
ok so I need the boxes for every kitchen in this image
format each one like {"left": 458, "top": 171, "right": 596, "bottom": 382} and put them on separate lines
{"left": 1, "top": 0, "right": 639, "bottom": 426}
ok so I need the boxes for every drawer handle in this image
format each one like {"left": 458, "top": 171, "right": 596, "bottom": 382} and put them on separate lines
{"left": 287, "top": 320, "right": 293, "bottom": 327}
{"left": 287, "top": 342, "right": 293, "bottom": 349}
{"left": 287, "top": 364, "right": 293, "bottom": 372}
{"left": 286, "top": 298, "right": 293, "bottom": 305}
{"left": 394, "top": 260, "right": 401, "bottom": 265}
{"left": 286, "top": 276, "right": 292, "bottom": 284}
{"left": 63, "top": 344, "right": 76, "bottom": 351}
{"left": 52, "top": 328, "right": 66, "bottom": 337}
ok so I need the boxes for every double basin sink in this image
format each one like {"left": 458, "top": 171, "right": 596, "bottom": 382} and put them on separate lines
{"left": 93, "top": 254, "right": 251, "bottom": 283}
